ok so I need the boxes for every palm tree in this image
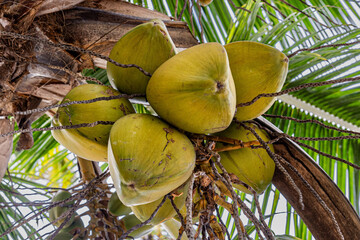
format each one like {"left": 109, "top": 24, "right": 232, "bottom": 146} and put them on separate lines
{"left": 0, "top": 0, "right": 359, "bottom": 239}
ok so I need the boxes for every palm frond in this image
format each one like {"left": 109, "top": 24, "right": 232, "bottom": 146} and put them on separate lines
{"left": 0, "top": 179, "right": 51, "bottom": 239}
{"left": 9, "top": 116, "right": 78, "bottom": 188}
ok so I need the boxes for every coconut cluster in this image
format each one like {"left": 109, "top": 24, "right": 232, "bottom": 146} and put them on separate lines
{"left": 51, "top": 19, "right": 288, "bottom": 238}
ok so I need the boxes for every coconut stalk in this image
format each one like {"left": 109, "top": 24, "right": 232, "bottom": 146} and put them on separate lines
{"left": 77, "top": 156, "right": 120, "bottom": 239}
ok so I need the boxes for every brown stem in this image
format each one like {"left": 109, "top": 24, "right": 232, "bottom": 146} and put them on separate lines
{"left": 214, "top": 140, "right": 261, "bottom": 152}
{"left": 263, "top": 114, "right": 360, "bottom": 136}
{"left": 211, "top": 155, "right": 272, "bottom": 240}
{"left": 77, "top": 156, "right": 100, "bottom": 183}
{"left": 190, "top": 134, "right": 245, "bottom": 146}
{"left": 0, "top": 121, "right": 115, "bottom": 138}
{"left": 185, "top": 173, "right": 196, "bottom": 239}
{"left": 210, "top": 157, "right": 245, "bottom": 240}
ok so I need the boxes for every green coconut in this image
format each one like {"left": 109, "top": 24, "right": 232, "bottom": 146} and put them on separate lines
{"left": 216, "top": 122, "right": 275, "bottom": 194}
{"left": 108, "top": 192, "right": 132, "bottom": 216}
{"left": 121, "top": 214, "right": 154, "bottom": 239}
{"left": 146, "top": 42, "right": 236, "bottom": 134}
{"left": 53, "top": 231, "right": 74, "bottom": 240}
{"left": 108, "top": 113, "right": 195, "bottom": 206}
{"left": 63, "top": 216, "right": 84, "bottom": 231}
{"left": 54, "top": 217, "right": 85, "bottom": 240}
{"left": 49, "top": 190, "right": 75, "bottom": 228}
{"left": 107, "top": 19, "right": 177, "bottom": 94}
{"left": 131, "top": 177, "right": 191, "bottom": 225}
{"left": 52, "top": 84, "right": 135, "bottom": 162}
{"left": 224, "top": 41, "right": 288, "bottom": 121}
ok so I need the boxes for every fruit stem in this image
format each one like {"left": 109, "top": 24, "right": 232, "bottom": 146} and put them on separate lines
{"left": 214, "top": 140, "right": 261, "bottom": 152}
{"left": 190, "top": 134, "right": 244, "bottom": 145}
{"left": 77, "top": 156, "right": 101, "bottom": 183}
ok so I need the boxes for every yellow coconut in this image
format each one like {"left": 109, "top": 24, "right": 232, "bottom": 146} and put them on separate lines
{"left": 52, "top": 84, "right": 134, "bottom": 162}
{"left": 107, "top": 19, "right": 177, "bottom": 94}
{"left": 108, "top": 113, "right": 195, "bottom": 206}
{"left": 147, "top": 42, "right": 236, "bottom": 134}
{"left": 199, "top": 0, "right": 213, "bottom": 6}
{"left": 161, "top": 219, "right": 189, "bottom": 240}
{"left": 224, "top": 41, "right": 288, "bottom": 121}
{"left": 216, "top": 122, "right": 275, "bottom": 194}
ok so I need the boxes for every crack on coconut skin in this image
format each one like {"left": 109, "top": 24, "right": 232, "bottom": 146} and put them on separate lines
{"left": 101, "top": 88, "right": 117, "bottom": 96}
{"left": 62, "top": 99, "right": 73, "bottom": 125}
{"left": 119, "top": 158, "right": 133, "bottom": 162}
{"left": 153, "top": 20, "right": 167, "bottom": 37}
{"left": 163, "top": 127, "right": 175, "bottom": 152}
{"left": 119, "top": 103, "right": 128, "bottom": 115}
{"left": 140, "top": 171, "right": 178, "bottom": 189}
{"left": 140, "top": 175, "right": 162, "bottom": 188}
{"left": 159, "top": 28, "right": 167, "bottom": 37}
{"left": 127, "top": 168, "right": 139, "bottom": 172}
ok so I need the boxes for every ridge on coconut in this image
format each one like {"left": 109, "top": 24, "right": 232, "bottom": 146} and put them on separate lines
{"left": 108, "top": 113, "right": 195, "bottom": 206}
{"left": 52, "top": 84, "right": 134, "bottom": 162}
{"left": 107, "top": 19, "right": 177, "bottom": 94}
{"left": 146, "top": 42, "right": 236, "bottom": 134}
